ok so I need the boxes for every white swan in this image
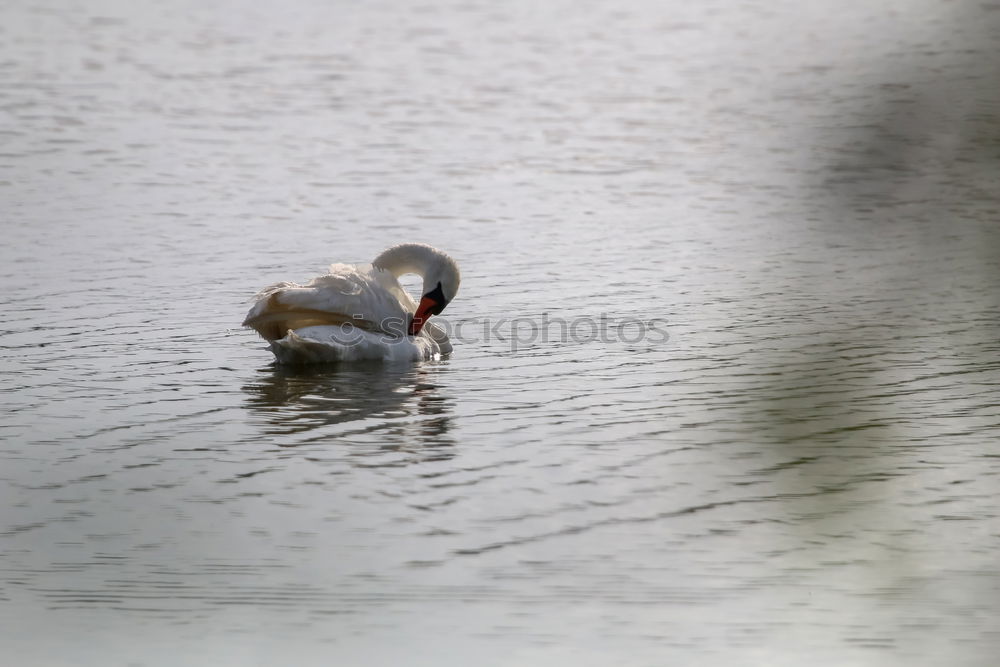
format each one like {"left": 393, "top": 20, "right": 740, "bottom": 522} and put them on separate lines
{"left": 243, "top": 243, "right": 460, "bottom": 364}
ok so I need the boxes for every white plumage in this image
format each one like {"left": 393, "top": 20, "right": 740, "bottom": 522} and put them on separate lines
{"left": 243, "top": 244, "right": 460, "bottom": 364}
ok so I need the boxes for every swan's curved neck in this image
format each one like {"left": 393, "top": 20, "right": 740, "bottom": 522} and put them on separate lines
{"left": 372, "top": 243, "right": 440, "bottom": 280}
{"left": 372, "top": 243, "right": 460, "bottom": 310}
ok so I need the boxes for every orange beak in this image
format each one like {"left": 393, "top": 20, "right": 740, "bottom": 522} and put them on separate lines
{"left": 408, "top": 295, "right": 440, "bottom": 336}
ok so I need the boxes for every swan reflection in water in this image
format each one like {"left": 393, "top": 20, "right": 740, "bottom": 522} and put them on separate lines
{"left": 242, "top": 361, "right": 455, "bottom": 460}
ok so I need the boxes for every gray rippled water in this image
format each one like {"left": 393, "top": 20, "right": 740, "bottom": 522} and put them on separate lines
{"left": 2, "top": 0, "right": 999, "bottom": 665}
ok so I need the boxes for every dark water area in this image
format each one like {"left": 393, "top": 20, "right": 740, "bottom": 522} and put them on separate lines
{"left": 2, "top": 0, "right": 999, "bottom": 664}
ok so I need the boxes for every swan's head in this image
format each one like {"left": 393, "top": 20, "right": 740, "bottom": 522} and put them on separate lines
{"left": 409, "top": 254, "right": 460, "bottom": 336}
{"left": 372, "top": 243, "right": 461, "bottom": 337}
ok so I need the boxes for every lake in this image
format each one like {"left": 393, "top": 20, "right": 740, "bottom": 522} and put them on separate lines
{"left": 2, "top": 0, "right": 999, "bottom": 665}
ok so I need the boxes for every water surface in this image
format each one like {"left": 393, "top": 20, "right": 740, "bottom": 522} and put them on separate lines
{"left": 2, "top": 0, "right": 999, "bottom": 665}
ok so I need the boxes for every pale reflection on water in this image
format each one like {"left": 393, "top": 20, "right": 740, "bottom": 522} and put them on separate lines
{"left": 244, "top": 363, "right": 456, "bottom": 453}
{"left": 1, "top": 0, "right": 999, "bottom": 665}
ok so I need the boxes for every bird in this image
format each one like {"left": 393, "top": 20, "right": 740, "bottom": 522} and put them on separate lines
{"left": 243, "top": 243, "right": 460, "bottom": 364}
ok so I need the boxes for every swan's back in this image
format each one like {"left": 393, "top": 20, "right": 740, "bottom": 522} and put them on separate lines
{"left": 244, "top": 263, "right": 410, "bottom": 342}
